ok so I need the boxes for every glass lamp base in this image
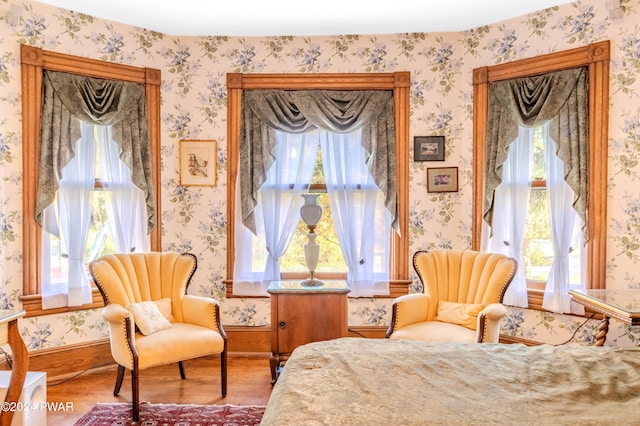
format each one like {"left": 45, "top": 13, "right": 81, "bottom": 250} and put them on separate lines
{"left": 300, "top": 278, "right": 325, "bottom": 287}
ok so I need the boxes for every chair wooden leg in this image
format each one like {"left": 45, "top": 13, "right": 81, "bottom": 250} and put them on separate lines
{"left": 178, "top": 361, "right": 186, "bottom": 380}
{"left": 221, "top": 349, "right": 227, "bottom": 397}
{"left": 113, "top": 365, "right": 125, "bottom": 396}
{"left": 131, "top": 367, "right": 140, "bottom": 422}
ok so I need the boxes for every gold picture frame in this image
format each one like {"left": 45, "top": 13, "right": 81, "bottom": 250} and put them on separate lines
{"left": 427, "top": 167, "right": 458, "bottom": 193}
{"left": 180, "top": 140, "right": 217, "bottom": 186}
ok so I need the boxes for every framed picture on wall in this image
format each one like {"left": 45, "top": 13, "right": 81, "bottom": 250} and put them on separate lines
{"left": 427, "top": 167, "right": 458, "bottom": 193}
{"left": 180, "top": 140, "right": 217, "bottom": 186}
{"left": 414, "top": 136, "right": 445, "bottom": 161}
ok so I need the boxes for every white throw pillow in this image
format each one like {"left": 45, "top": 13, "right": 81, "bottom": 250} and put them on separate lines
{"left": 126, "top": 301, "right": 173, "bottom": 335}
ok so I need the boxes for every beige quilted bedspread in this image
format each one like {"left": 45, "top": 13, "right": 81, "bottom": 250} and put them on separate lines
{"left": 261, "top": 338, "right": 640, "bottom": 425}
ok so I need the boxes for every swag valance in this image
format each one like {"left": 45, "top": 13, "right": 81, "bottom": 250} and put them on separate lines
{"left": 484, "top": 67, "right": 588, "bottom": 239}
{"left": 240, "top": 89, "right": 397, "bottom": 234}
{"left": 36, "top": 70, "right": 156, "bottom": 232}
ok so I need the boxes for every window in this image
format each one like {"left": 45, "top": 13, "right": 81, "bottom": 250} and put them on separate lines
{"left": 234, "top": 129, "right": 392, "bottom": 297}
{"left": 472, "top": 41, "right": 610, "bottom": 311}
{"left": 225, "top": 72, "right": 411, "bottom": 298}
{"left": 41, "top": 123, "right": 151, "bottom": 309}
{"left": 482, "top": 122, "right": 587, "bottom": 312}
{"left": 279, "top": 143, "right": 347, "bottom": 275}
{"left": 520, "top": 125, "right": 583, "bottom": 286}
{"left": 240, "top": 131, "right": 350, "bottom": 279}
{"left": 20, "top": 45, "right": 162, "bottom": 317}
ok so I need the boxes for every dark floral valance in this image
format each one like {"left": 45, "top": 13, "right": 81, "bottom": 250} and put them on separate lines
{"left": 240, "top": 89, "right": 397, "bottom": 234}
{"left": 36, "top": 70, "right": 156, "bottom": 232}
{"left": 484, "top": 67, "right": 588, "bottom": 239}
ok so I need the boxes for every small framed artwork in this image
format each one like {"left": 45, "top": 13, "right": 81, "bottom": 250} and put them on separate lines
{"left": 414, "top": 136, "right": 445, "bottom": 162}
{"left": 427, "top": 167, "right": 458, "bottom": 193}
{"left": 180, "top": 140, "right": 217, "bottom": 186}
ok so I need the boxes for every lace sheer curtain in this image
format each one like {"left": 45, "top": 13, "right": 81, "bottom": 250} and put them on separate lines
{"left": 96, "top": 126, "right": 150, "bottom": 254}
{"left": 233, "top": 172, "right": 262, "bottom": 295}
{"left": 41, "top": 122, "right": 97, "bottom": 309}
{"left": 481, "top": 126, "right": 533, "bottom": 308}
{"left": 233, "top": 131, "right": 318, "bottom": 296}
{"left": 484, "top": 123, "right": 586, "bottom": 313}
{"left": 320, "top": 130, "right": 390, "bottom": 297}
{"left": 41, "top": 123, "right": 151, "bottom": 308}
{"left": 542, "top": 126, "right": 585, "bottom": 314}
{"left": 234, "top": 128, "right": 392, "bottom": 297}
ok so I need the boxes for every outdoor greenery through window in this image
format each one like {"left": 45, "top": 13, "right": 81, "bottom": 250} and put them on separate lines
{"left": 46, "top": 128, "right": 119, "bottom": 285}
{"left": 42, "top": 121, "right": 152, "bottom": 310}
{"left": 521, "top": 125, "right": 583, "bottom": 285}
{"left": 257, "top": 145, "right": 347, "bottom": 274}
{"left": 47, "top": 193, "right": 118, "bottom": 283}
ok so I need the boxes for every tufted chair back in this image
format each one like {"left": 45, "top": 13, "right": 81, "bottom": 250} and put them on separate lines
{"left": 92, "top": 252, "right": 196, "bottom": 323}
{"left": 386, "top": 249, "right": 516, "bottom": 343}
{"left": 414, "top": 249, "right": 516, "bottom": 327}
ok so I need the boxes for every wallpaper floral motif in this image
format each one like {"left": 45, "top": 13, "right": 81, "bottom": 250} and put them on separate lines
{"left": 0, "top": 0, "right": 639, "bottom": 350}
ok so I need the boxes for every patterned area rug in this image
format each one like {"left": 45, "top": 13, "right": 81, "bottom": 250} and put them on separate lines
{"left": 73, "top": 402, "right": 266, "bottom": 425}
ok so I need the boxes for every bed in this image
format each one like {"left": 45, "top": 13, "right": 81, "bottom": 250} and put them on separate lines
{"left": 261, "top": 337, "right": 640, "bottom": 425}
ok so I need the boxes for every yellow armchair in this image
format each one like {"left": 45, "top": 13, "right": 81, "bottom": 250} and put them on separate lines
{"left": 386, "top": 250, "right": 516, "bottom": 343}
{"left": 90, "top": 252, "right": 227, "bottom": 422}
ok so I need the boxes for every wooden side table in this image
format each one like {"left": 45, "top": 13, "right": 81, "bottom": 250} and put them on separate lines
{"left": 267, "top": 281, "right": 350, "bottom": 383}
{"left": 569, "top": 289, "right": 640, "bottom": 346}
{"left": 0, "top": 310, "right": 28, "bottom": 426}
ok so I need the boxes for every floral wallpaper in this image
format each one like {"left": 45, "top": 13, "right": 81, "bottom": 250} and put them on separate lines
{"left": 0, "top": 0, "right": 639, "bottom": 351}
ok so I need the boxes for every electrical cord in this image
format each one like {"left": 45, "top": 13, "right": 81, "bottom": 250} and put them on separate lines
{"left": 47, "top": 361, "right": 116, "bottom": 386}
{"left": 347, "top": 328, "right": 367, "bottom": 338}
{"left": 0, "top": 347, "right": 12, "bottom": 369}
{"left": 554, "top": 312, "right": 596, "bottom": 346}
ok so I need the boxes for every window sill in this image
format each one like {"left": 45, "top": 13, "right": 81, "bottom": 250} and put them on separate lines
{"left": 522, "top": 282, "right": 601, "bottom": 319}
{"left": 20, "top": 289, "right": 105, "bottom": 318}
{"left": 526, "top": 282, "right": 546, "bottom": 311}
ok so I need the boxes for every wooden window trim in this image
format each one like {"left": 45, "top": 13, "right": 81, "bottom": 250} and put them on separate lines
{"left": 225, "top": 72, "right": 412, "bottom": 298}
{"left": 472, "top": 41, "right": 610, "bottom": 311}
{"left": 20, "top": 45, "right": 162, "bottom": 317}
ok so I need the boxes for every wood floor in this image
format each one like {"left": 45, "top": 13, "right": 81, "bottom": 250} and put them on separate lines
{"left": 45, "top": 353, "right": 274, "bottom": 425}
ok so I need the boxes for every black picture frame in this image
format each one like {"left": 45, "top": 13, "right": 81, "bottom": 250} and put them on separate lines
{"left": 414, "top": 136, "right": 445, "bottom": 162}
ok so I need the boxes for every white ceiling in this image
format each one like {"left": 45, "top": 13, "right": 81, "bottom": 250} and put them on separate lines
{"left": 34, "top": 0, "right": 574, "bottom": 37}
